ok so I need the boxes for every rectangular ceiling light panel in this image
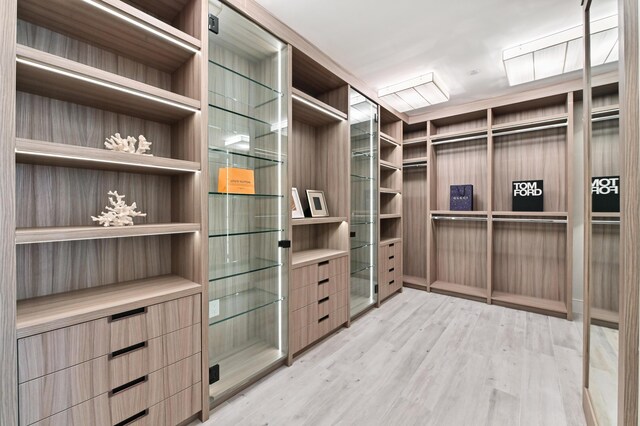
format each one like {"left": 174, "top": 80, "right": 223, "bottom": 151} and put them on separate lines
{"left": 503, "top": 15, "right": 618, "bottom": 86}
{"left": 378, "top": 72, "right": 449, "bottom": 113}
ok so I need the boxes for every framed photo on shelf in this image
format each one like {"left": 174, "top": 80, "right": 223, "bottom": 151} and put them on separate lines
{"left": 291, "top": 187, "right": 305, "bottom": 218}
{"left": 306, "top": 190, "right": 329, "bottom": 217}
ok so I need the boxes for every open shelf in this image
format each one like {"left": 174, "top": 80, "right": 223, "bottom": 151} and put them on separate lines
{"left": 380, "top": 159, "right": 401, "bottom": 170}
{"left": 208, "top": 289, "right": 283, "bottom": 326}
{"left": 403, "top": 275, "right": 428, "bottom": 289}
{"left": 430, "top": 127, "right": 488, "bottom": 142}
{"left": 292, "top": 249, "right": 348, "bottom": 268}
{"left": 209, "top": 339, "right": 285, "bottom": 402}
{"left": 17, "top": 274, "right": 200, "bottom": 338}
{"left": 431, "top": 210, "right": 488, "bottom": 217}
{"left": 209, "top": 259, "right": 282, "bottom": 282}
{"left": 380, "top": 132, "right": 400, "bottom": 146}
{"left": 208, "top": 227, "right": 283, "bottom": 238}
{"left": 18, "top": 0, "right": 201, "bottom": 73}
{"left": 592, "top": 212, "right": 621, "bottom": 219}
{"left": 380, "top": 213, "right": 402, "bottom": 220}
{"left": 491, "top": 113, "right": 568, "bottom": 133}
{"left": 351, "top": 261, "right": 374, "bottom": 276}
{"left": 492, "top": 291, "right": 567, "bottom": 315}
{"left": 403, "top": 157, "right": 428, "bottom": 165}
{"left": 430, "top": 280, "right": 487, "bottom": 300}
{"left": 403, "top": 136, "right": 429, "bottom": 145}
{"left": 492, "top": 211, "right": 568, "bottom": 218}
{"left": 292, "top": 88, "right": 347, "bottom": 126}
{"left": 16, "top": 45, "right": 200, "bottom": 123}
{"left": 292, "top": 217, "right": 347, "bottom": 226}
{"left": 591, "top": 308, "right": 619, "bottom": 328}
{"left": 380, "top": 188, "right": 402, "bottom": 195}
{"left": 16, "top": 223, "right": 199, "bottom": 244}
{"left": 380, "top": 237, "right": 402, "bottom": 246}
{"left": 16, "top": 139, "right": 200, "bottom": 174}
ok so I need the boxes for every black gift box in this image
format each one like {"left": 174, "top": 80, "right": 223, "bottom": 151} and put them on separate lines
{"left": 512, "top": 180, "right": 544, "bottom": 212}
{"left": 592, "top": 176, "right": 620, "bottom": 212}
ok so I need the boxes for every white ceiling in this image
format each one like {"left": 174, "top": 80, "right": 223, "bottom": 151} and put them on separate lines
{"left": 255, "top": 0, "right": 619, "bottom": 115}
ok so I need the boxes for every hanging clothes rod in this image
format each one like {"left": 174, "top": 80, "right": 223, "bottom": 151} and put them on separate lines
{"left": 592, "top": 114, "right": 619, "bottom": 123}
{"left": 431, "top": 215, "right": 487, "bottom": 222}
{"left": 492, "top": 217, "right": 567, "bottom": 224}
{"left": 403, "top": 163, "right": 427, "bottom": 168}
{"left": 431, "top": 134, "right": 487, "bottom": 146}
{"left": 492, "top": 121, "right": 567, "bottom": 138}
{"left": 592, "top": 220, "right": 620, "bottom": 225}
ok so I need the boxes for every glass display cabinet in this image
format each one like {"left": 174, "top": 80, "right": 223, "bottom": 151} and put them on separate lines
{"left": 207, "top": 1, "right": 289, "bottom": 405}
{"left": 349, "top": 89, "right": 378, "bottom": 317}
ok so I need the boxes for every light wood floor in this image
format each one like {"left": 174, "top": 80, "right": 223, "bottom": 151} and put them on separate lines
{"left": 203, "top": 288, "right": 586, "bottom": 426}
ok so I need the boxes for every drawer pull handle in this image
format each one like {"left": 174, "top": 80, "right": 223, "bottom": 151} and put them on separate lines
{"left": 110, "top": 307, "right": 146, "bottom": 322}
{"left": 318, "top": 279, "right": 329, "bottom": 285}
{"left": 319, "top": 261, "right": 330, "bottom": 266}
{"left": 114, "top": 409, "right": 149, "bottom": 426}
{"left": 318, "top": 296, "right": 329, "bottom": 304}
{"left": 389, "top": 255, "right": 395, "bottom": 260}
{"left": 389, "top": 243, "right": 394, "bottom": 247}
{"left": 389, "top": 280, "right": 395, "bottom": 285}
{"left": 110, "top": 375, "right": 147, "bottom": 396}
{"left": 318, "top": 314, "right": 330, "bottom": 323}
{"left": 110, "top": 341, "right": 147, "bottom": 359}
{"left": 389, "top": 268, "right": 395, "bottom": 273}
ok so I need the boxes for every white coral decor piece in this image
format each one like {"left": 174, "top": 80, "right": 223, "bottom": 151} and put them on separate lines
{"left": 91, "top": 191, "right": 147, "bottom": 227}
{"left": 104, "top": 133, "right": 153, "bottom": 156}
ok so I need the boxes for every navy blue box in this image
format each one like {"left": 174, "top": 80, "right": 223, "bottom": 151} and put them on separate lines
{"left": 450, "top": 185, "right": 473, "bottom": 211}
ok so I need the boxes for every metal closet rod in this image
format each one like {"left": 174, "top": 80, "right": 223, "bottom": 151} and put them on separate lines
{"left": 591, "top": 114, "right": 619, "bottom": 123}
{"left": 592, "top": 220, "right": 620, "bottom": 225}
{"left": 431, "top": 134, "right": 487, "bottom": 146}
{"left": 403, "top": 163, "right": 427, "bottom": 168}
{"left": 431, "top": 216, "right": 487, "bottom": 222}
{"left": 492, "top": 121, "right": 567, "bottom": 137}
{"left": 492, "top": 217, "right": 567, "bottom": 224}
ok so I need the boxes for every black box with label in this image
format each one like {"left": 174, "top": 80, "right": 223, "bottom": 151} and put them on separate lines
{"left": 512, "top": 180, "right": 544, "bottom": 212}
{"left": 592, "top": 176, "right": 620, "bottom": 212}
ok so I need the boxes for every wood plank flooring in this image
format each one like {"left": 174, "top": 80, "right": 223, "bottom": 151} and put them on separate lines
{"left": 202, "top": 288, "right": 586, "bottom": 426}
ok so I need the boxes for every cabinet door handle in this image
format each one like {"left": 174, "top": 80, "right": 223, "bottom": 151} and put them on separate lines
{"left": 318, "top": 279, "right": 329, "bottom": 285}
{"left": 318, "top": 296, "right": 330, "bottom": 304}
{"left": 110, "top": 341, "right": 147, "bottom": 359}
{"left": 110, "top": 375, "right": 147, "bottom": 396}
{"left": 389, "top": 280, "right": 395, "bottom": 285}
{"left": 319, "top": 260, "right": 330, "bottom": 266}
{"left": 389, "top": 255, "right": 395, "bottom": 260}
{"left": 110, "top": 307, "right": 146, "bottom": 322}
{"left": 318, "top": 315, "right": 330, "bottom": 323}
{"left": 389, "top": 268, "right": 395, "bottom": 273}
{"left": 114, "top": 409, "right": 148, "bottom": 426}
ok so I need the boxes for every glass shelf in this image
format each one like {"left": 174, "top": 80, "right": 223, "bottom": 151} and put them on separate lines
{"left": 351, "top": 173, "right": 376, "bottom": 182}
{"left": 209, "top": 227, "right": 283, "bottom": 238}
{"left": 351, "top": 261, "right": 375, "bottom": 276}
{"left": 351, "top": 219, "right": 376, "bottom": 226}
{"left": 209, "top": 148, "right": 283, "bottom": 168}
{"left": 209, "top": 258, "right": 282, "bottom": 282}
{"left": 209, "top": 60, "right": 282, "bottom": 99}
{"left": 351, "top": 240, "right": 375, "bottom": 250}
{"left": 208, "top": 103, "right": 273, "bottom": 127}
{"left": 209, "top": 192, "right": 284, "bottom": 198}
{"left": 351, "top": 150, "right": 376, "bottom": 159}
{"left": 208, "top": 288, "right": 284, "bottom": 326}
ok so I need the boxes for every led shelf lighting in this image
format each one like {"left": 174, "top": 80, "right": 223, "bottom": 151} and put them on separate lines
{"left": 503, "top": 15, "right": 618, "bottom": 86}
{"left": 378, "top": 72, "right": 449, "bottom": 113}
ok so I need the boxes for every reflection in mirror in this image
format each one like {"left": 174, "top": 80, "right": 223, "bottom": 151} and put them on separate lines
{"left": 586, "top": 0, "right": 619, "bottom": 423}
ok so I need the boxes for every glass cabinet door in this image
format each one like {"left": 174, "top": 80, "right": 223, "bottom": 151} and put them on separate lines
{"left": 207, "top": 1, "right": 288, "bottom": 405}
{"left": 349, "top": 89, "right": 378, "bottom": 317}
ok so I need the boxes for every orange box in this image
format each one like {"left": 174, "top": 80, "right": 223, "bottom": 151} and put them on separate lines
{"left": 218, "top": 167, "right": 255, "bottom": 194}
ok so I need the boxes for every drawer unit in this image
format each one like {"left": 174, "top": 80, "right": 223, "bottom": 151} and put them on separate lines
{"left": 379, "top": 242, "right": 403, "bottom": 301}
{"left": 18, "top": 295, "right": 202, "bottom": 426}
{"left": 290, "top": 257, "right": 349, "bottom": 357}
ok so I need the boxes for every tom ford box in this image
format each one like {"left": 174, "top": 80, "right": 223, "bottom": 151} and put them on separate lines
{"left": 512, "top": 180, "right": 543, "bottom": 211}
{"left": 592, "top": 176, "right": 620, "bottom": 212}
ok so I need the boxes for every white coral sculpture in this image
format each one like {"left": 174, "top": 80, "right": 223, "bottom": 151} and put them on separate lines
{"left": 104, "top": 133, "right": 153, "bottom": 156}
{"left": 91, "top": 191, "right": 147, "bottom": 227}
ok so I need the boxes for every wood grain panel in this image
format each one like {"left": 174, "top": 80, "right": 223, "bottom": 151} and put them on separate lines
{"left": 0, "top": 0, "right": 17, "bottom": 423}
{"left": 17, "top": 20, "right": 172, "bottom": 90}
{"left": 591, "top": 119, "right": 620, "bottom": 177}
{"left": 591, "top": 224, "right": 620, "bottom": 314}
{"left": 164, "top": 382, "right": 202, "bottom": 426}
{"left": 16, "top": 92, "right": 173, "bottom": 158}
{"left": 432, "top": 111, "right": 487, "bottom": 135}
{"left": 402, "top": 164, "right": 426, "bottom": 286}
{"left": 493, "top": 222, "right": 567, "bottom": 302}
{"left": 32, "top": 393, "right": 110, "bottom": 426}
{"left": 493, "top": 128, "right": 567, "bottom": 212}
{"left": 434, "top": 221, "right": 487, "bottom": 289}
{"left": 108, "top": 369, "right": 164, "bottom": 425}
{"left": 16, "top": 236, "right": 172, "bottom": 299}
{"left": 491, "top": 95, "right": 567, "bottom": 125}
{"left": 434, "top": 140, "right": 488, "bottom": 211}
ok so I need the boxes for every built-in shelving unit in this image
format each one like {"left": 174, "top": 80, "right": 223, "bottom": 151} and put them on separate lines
{"left": 11, "top": 0, "right": 208, "bottom": 422}
{"left": 206, "top": 4, "right": 288, "bottom": 407}
{"left": 422, "top": 93, "right": 574, "bottom": 318}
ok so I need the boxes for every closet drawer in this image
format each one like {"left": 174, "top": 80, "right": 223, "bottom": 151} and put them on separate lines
{"left": 317, "top": 276, "right": 337, "bottom": 300}
{"left": 317, "top": 256, "right": 348, "bottom": 281}
{"left": 32, "top": 394, "right": 110, "bottom": 426}
{"left": 291, "top": 284, "right": 318, "bottom": 311}
{"left": 291, "top": 304, "right": 317, "bottom": 331}
{"left": 387, "top": 243, "right": 397, "bottom": 258}
{"left": 164, "top": 383, "right": 202, "bottom": 426}
{"left": 292, "top": 264, "right": 318, "bottom": 290}
{"left": 316, "top": 294, "right": 339, "bottom": 320}
{"left": 291, "top": 326, "right": 310, "bottom": 354}
{"left": 108, "top": 370, "right": 165, "bottom": 425}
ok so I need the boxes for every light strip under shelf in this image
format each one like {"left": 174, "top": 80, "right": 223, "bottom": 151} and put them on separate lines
{"left": 16, "top": 57, "right": 199, "bottom": 114}
{"left": 292, "top": 93, "right": 345, "bottom": 121}
{"left": 82, "top": 0, "right": 199, "bottom": 53}
{"left": 492, "top": 217, "right": 567, "bottom": 224}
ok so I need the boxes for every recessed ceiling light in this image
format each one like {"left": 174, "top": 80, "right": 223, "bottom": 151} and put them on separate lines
{"left": 503, "top": 15, "right": 618, "bottom": 86}
{"left": 378, "top": 73, "right": 449, "bottom": 113}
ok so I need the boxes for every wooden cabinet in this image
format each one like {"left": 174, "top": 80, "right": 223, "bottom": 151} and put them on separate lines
{"left": 379, "top": 241, "right": 403, "bottom": 301}
{"left": 290, "top": 255, "right": 349, "bottom": 356}
{"left": 18, "top": 295, "right": 201, "bottom": 426}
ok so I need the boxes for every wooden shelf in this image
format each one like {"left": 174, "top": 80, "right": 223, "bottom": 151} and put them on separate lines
{"left": 380, "top": 188, "right": 401, "bottom": 195}
{"left": 292, "top": 217, "right": 347, "bottom": 226}
{"left": 403, "top": 275, "right": 428, "bottom": 289}
{"left": 430, "top": 127, "right": 488, "bottom": 142}
{"left": 380, "top": 132, "right": 400, "bottom": 146}
{"left": 431, "top": 210, "right": 488, "bottom": 216}
{"left": 591, "top": 308, "right": 619, "bottom": 327}
{"left": 491, "top": 291, "right": 567, "bottom": 315}
{"left": 491, "top": 113, "right": 568, "bottom": 133}
{"left": 379, "top": 237, "right": 402, "bottom": 246}
{"left": 403, "top": 157, "right": 428, "bottom": 165}
{"left": 292, "top": 249, "right": 348, "bottom": 268}
{"left": 592, "top": 104, "right": 620, "bottom": 115}
{"left": 380, "top": 159, "right": 401, "bottom": 170}
{"left": 403, "top": 136, "right": 429, "bottom": 145}
{"left": 16, "top": 45, "right": 200, "bottom": 123}
{"left": 492, "top": 211, "right": 568, "bottom": 218}
{"left": 292, "top": 88, "right": 347, "bottom": 126}
{"left": 16, "top": 223, "right": 200, "bottom": 244}
{"left": 592, "top": 212, "right": 620, "bottom": 219}
{"left": 430, "top": 280, "right": 487, "bottom": 299}
{"left": 18, "top": 0, "right": 200, "bottom": 73}
{"left": 16, "top": 274, "right": 200, "bottom": 338}
{"left": 16, "top": 139, "right": 200, "bottom": 175}
{"left": 380, "top": 213, "right": 402, "bottom": 220}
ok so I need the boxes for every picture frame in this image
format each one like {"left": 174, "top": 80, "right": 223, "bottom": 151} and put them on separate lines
{"left": 291, "top": 187, "right": 305, "bottom": 219}
{"left": 306, "top": 190, "right": 329, "bottom": 217}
